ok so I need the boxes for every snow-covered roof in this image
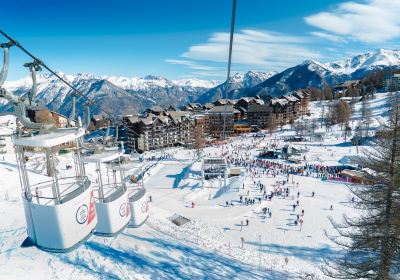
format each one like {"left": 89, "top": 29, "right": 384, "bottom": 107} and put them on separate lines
{"left": 208, "top": 105, "right": 238, "bottom": 113}
{"left": 80, "top": 151, "right": 123, "bottom": 163}
{"left": 292, "top": 90, "right": 307, "bottom": 99}
{"left": 271, "top": 98, "right": 288, "bottom": 106}
{"left": 127, "top": 116, "right": 139, "bottom": 124}
{"left": 12, "top": 128, "right": 85, "bottom": 148}
{"left": 283, "top": 95, "right": 298, "bottom": 102}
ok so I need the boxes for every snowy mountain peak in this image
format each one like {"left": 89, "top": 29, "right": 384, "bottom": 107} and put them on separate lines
{"left": 143, "top": 75, "right": 168, "bottom": 81}
{"left": 172, "top": 79, "right": 220, "bottom": 89}
{"left": 324, "top": 49, "right": 400, "bottom": 75}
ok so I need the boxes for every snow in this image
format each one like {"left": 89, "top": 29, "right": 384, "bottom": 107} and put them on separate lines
{"left": 3, "top": 73, "right": 218, "bottom": 99}
{"left": 323, "top": 49, "right": 400, "bottom": 75}
{"left": 172, "top": 79, "right": 220, "bottom": 89}
{"left": 0, "top": 92, "right": 395, "bottom": 279}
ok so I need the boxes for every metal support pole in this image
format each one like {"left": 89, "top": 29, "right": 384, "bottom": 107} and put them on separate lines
{"left": 258, "top": 235, "right": 262, "bottom": 269}
{"left": 20, "top": 147, "right": 31, "bottom": 197}
{"left": 119, "top": 155, "right": 126, "bottom": 190}
{"left": 74, "top": 139, "right": 84, "bottom": 182}
{"left": 97, "top": 162, "right": 104, "bottom": 201}
{"left": 14, "top": 146, "right": 26, "bottom": 194}
{"left": 140, "top": 161, "right": 145, "bottom": 188}
{"left": 48, "top": 148, "right": 60, "bottom": 204}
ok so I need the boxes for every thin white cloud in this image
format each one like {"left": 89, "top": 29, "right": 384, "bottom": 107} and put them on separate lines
{"left": 310, "top": 31, "right": 346, "bottom": 43}
{"left": 164, "top": 59, "right": 219, "bottom": 71}
{"left": 176, "top": 29, "right": 321, "bottom": 72}
{"left": 305, "top": 0, "right": 400, "bottom": 43}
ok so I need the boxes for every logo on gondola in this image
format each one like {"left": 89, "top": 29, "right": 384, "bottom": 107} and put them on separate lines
{"left": 87, "top": 191, "right": 96, "bottom": 224}
{"left": 141, "top": 201, "right": 149, "bottom": 213}
{"left": 126, "top": 199, "right": 131, "bottom": 217}
{"left": 76, "top": 204, "right": 89, "bottom": 224}
{"left": 119, "top": 203, "right": 127, "bottom": 217}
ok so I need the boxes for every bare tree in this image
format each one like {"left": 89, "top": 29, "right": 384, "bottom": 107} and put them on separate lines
{"left": 308, "top": 87, "right": 323, "bottom": 101}
{"left": 327, "top": 100, "right": 352, "bottom": 130}
{"left": 360, "top": 95, "right": 372, "bottom": 138}
{"left": 267, "top": 115, "right": 277, "bottom": 135}
{"left": 323, "top": 85, "right": 333, "bottom": 101}
{"left": 192, "top": 123, "right": 205, "bottom": 159}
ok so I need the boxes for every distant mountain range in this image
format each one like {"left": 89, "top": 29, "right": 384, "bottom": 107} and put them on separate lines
{"left": 195, "top": 71, "right": 277, "bottom": 104}
{"left": 2, "top": 74, "right": 219, "bottom": 117}
{"left": 243, "top": 48, "right": 400, "bottom": 98}
{"left": 2, "top": 48, "right": 400, "bottom": 117}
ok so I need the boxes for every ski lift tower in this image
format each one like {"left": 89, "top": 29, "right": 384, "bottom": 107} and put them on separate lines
{"left": 13, "top": 128, "right": 97, "bottom": 252}
{"left": 79, "top": 150, "right": 131, "bottom": 236}
{"left": 201, "top": 157, "right": 228, "bottom": 188}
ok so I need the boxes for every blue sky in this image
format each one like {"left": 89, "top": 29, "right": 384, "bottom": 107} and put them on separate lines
{"left": 2, "top": 0, "right": 400, "bottom": 81}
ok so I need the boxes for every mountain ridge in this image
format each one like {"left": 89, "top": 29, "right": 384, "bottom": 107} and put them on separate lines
{"left": 2, "top": 48, "right": 400, "bottom": 116}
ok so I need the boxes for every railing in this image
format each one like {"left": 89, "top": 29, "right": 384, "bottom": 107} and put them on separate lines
{"left": 27, "top": 176, "right": 89, "bottom": 205}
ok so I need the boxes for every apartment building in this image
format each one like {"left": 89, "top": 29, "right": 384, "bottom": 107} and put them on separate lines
{"left": 123, "top": 111, "right": 193, "bottom": 152}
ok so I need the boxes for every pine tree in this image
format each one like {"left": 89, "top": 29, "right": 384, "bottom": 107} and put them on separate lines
{"left": 323, "top": 92, "right": 400, "bottom": 279}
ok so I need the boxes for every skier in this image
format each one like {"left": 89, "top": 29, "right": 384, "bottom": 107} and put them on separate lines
{"left": 192, "top": 201, "right": 195, "bottom": 208}
{"left": 312, "top": 191, "right": 315, "bottom": 197}
{"left": 330, "top": 204, "right": 333, "bottom": 210}
{"left": 226, "top": 201, "right": 229, "bottom": 207}
{"left": 246, "top": 219, "right": 249, "bottom": 226}
{"left": 149, "top": 195, "right": 152, "bottom": 202}
{"left": 292, "top": 204, "right": 296, "bottom": 211}
{"left": 297, "top": 191, "right": 300, "bottom": 198}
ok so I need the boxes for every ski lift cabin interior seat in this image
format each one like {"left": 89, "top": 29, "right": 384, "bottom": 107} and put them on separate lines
{"left": 106, "top": 160, "right": 149, "bottom": 227}
{"left": 12, "top": 128, "right": 97, "bottom": 252}
{"left": 79, "top": 151, "right": 131, "bottom": 236}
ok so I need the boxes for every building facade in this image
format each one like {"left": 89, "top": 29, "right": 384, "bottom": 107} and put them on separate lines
{"left": 206, "top": 105, "right": 237, "bottom": 138}
{"left": 123, "top": 111, "right": 194, "bottom": 152}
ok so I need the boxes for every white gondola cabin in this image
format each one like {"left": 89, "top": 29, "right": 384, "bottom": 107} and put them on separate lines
{"left": 13, "top": 128, "right": 97, "bottom": 252}
{"left": 106, "top": 159, "right": 149, "bottom": 227}
{"left": 79, "top": 151, "right": 131, "bottom": 236}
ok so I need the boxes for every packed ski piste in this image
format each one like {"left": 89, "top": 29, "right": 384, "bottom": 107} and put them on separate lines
{"left": 0, "top": 91, "right": 393, "bottom": 279}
